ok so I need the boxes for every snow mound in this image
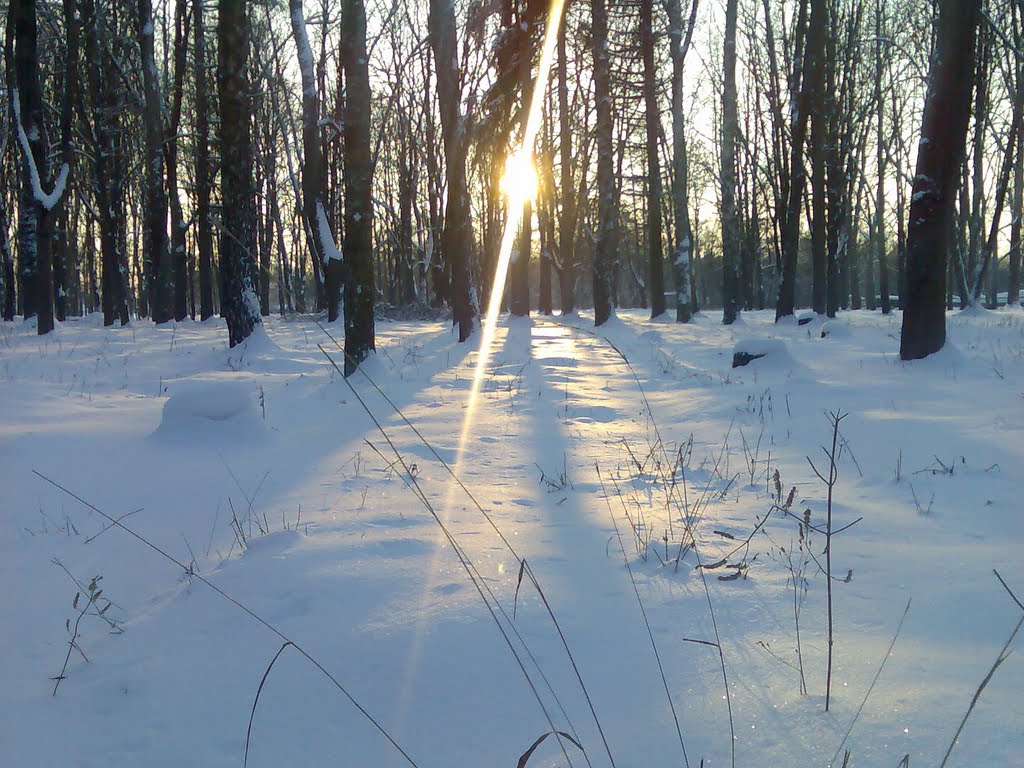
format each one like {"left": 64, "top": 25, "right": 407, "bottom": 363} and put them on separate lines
{"left": 819, "top": 320, "right": 851, "bottom": 339}
{"left": 731, "top": 337, "right": 793, "bottom": 369}
{"left": 225, "top": 325, "right": 307, "bottom": 374}
{"left": 153, "top": 380, "right": 264, "bottom": 441}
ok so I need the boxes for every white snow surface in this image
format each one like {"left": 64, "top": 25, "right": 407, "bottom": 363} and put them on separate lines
{"left": 1, "top": 308, "right": 1023, "bottom": 767}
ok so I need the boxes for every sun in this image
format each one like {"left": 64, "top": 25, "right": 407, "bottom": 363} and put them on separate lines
{"left": 500, "top": 151, "right": 538, "bottom": 205}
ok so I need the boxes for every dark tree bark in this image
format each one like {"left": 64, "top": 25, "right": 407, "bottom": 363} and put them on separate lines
{"left": 720, "top": 0, "right": 740, "bottom": 324}
{"left": 641, "top": 0, "right": 665, "bottom": 318}
{"left": 592, "top": 0, "right": 614, "bottom": 326}
{"left": 1010, "top": 115, "right": 1023, "bottom": 307}
{"left": 428, "top": 0, "right": 477, "bottom": 339}
{"left": 139, "top": 0, "right": 172, "bottom": 323}
{"left": 556, "top": 16, "right": 576, "bottom": 315}
{"left": 1, "top": 197, "right": 14, "bottom": 321}
{"left": 194, "top": 0, "right": 215, "bottom": 320}
{"left": 870, "top": 0, "right": 889, "bottom": 315}
{"left": 900, "top": 0, "right": 980, "bottom": 360}
{"left": 81, "top": 0, "right": 128, "bottom": 326}
{"left": 810, "top": 92, "right": 827, "bottom": 315}
{"left": 167, "top": 0, "right": 189, "bottom": 321}
{"left": 218, "top": 0, "right": 261, "bottom": 346}
{"left": 341, "top": 0, "right": 375, "bottom": 373}
{"left": 10, "top": 0, "right": 60, "bottom": 333}
{"left": 777, "top": 0, "right": 826, "bottom": 320}
{"left": 53, "top": 0, "right": 79, "bottom": 323}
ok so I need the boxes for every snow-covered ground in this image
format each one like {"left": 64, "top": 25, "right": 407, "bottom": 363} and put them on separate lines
{"left": 1, "top": 307, "right": 1022, "bottom": 768}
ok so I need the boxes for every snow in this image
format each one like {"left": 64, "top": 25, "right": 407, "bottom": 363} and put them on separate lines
{"left": 1, "top": 308, "right": 1022, "bottom": 767}
{"left": 11, "top": 89, "right": 70, "bottom": 211}
{"left": 290, "top": 1, "right": 317, "bottom": 99}
{"left": 316, "top": 201, "right": 342, "bottom": 264}
{"left": 153, "top": 380, "right": 264, "bottom": 442}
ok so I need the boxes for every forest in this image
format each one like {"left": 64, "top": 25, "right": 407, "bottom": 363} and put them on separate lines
{"left": 2, "top": 0, "right": 1021, "bottom": 358}
{"left": 2, "top": 0, "right": 1023, "bottom": 767}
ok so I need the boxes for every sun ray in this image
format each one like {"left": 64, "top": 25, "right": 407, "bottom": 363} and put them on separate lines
{"left": 397, "top": 0, "right": 568, "bottom": 725}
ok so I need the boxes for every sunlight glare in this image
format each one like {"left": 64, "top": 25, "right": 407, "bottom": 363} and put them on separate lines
{"left": 500, "top": 151, "right": 539, "bottom": 206}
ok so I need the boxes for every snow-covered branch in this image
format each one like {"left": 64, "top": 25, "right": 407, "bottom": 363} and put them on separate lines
{"left": 11, "top": 88, "right": 69, "bottom": 211}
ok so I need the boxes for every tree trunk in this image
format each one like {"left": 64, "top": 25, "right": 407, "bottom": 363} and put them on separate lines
{"left": 667, "top": 0, "right": 696, "bottom": 323}
{"left": 720, "top": 0, "right": 740, "bottom": 324}
{"left": 167, "top": 0, "right": 189, "bottom": 321}
{"left": 900, "top": 0, "right": 980, "bottom": 360}
{"left": 556, "top": 17, "right": 576, "bottom": 315}
{"left": 10, "top": 0, "right": 58, "bottom": 333}
{"left": 194, "top": 0, "right": 215, "bottom": 320}
{"left": 971, "top": 75, "right": 1024, "bottom": 302}
{"left": 1010, "top": 115, "right": 1023, "bottom": 307}
{"left": 810, "top": 108, "right": 827, "bottom": 315}
{"left": 592, "top": 0, "right": 614, "bottom": 326}
{"left": 1, "top": 196, "right": 14, "bottom": 320}
{"left": 140, "top": 0, "right": 172, "bottom": 323}
{"left": 777, "top": 0, "right": 825, "bottom": 320}
{"left": 53, "top": 0, "right": 79, "bottom": 323}
{"left": 290, "top": 0, "right": 343, "bottom": 321}
{"left": 641, "top": 0, "right": 665, "bottom": 318}
{"left": 428, "top": 0, "right": 477, "bottom": 339}
{"left": 341, "top": 0, "right": 375, "bottom": 373}
{"left": 217, "top": 0, "right": 261, "bottom": 346}
{"left": 82, "top": 0, "right": 128, "bottom": 326}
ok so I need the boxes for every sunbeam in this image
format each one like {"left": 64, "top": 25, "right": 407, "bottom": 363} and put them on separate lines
{"left": 397, "top": 0, "right": 568, "bottom": 731}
